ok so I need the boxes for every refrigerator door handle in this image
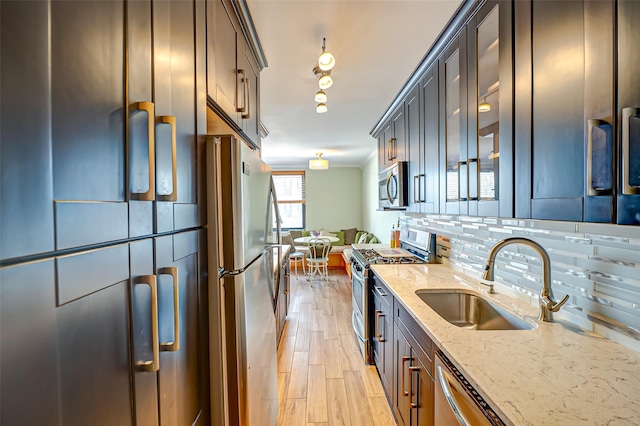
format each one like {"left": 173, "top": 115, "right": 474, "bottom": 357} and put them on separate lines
{"left": 158, "top": 266, "right": 180, "bottom": 352}
{"left": 219, "top": 246, "right": 274, "bottom": 278}
{"left": 135, "top": 275, "right": 160, "bottom": 372}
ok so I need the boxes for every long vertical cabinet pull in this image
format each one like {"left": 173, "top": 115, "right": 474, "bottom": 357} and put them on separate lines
{"left": 158, "top": 266, "right": 180, "bottom": 352}
{"left": 388, "top": 138, "right": 397, "bottom": 161}
{"left": 622, "top": 107, "right": 640, "bottom": 194}
{"left": 237, "top": 69, "right": 247, "bottom": 113}
{"left": 457, "top": 161, "right": 468, "bottom": 201}
{"left": 375, "top": 310, "right": 385, "bottom": 342}
{"left": 130, "top": 102, "right": 156, "bottom": 201}
{"left": 242, "top": 78, "right": 251, "bottom": 119}
{"left": 408, "top": 366, "right": 420, "bottom": 409}
{"left": 586, "top": 118, "right": 613, "bottom": 196}
{"left": 157, "top": 116, "right": 178, "bottom": 202}
{"left": 401, "top": 356, "right": 411, "bottom": 396}
{"left": 136, "top": 275, "right": 160, "bottom": 372}
{"left": 467, "top": 158, "right": 479, "bottom": 201}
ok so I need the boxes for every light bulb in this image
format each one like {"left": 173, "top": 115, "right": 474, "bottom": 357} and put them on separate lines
{"left": 316, "top": 103, "right": 328, "bottom": 113}
{"left": 318, "top": 74, "right": 333, "bottom": 89}
{"left": 318, "top": 51, "right": 335, "bottom": 71}
{"left": 315, "top": 90, "right": 327, "bottom": 103}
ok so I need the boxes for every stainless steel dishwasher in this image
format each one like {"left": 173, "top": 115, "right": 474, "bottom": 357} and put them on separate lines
{"left": 434, "top": 351, "right": 505, "bottom": 426}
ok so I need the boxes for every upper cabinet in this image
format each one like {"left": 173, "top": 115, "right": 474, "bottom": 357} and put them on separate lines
{"left": 372, "top": 0, "right": 638, "bottom": 224}
{"left": 206, "top": 0, "right": 265, "bottom": 149}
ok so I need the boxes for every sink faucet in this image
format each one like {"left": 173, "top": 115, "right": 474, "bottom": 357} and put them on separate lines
{"left": 482, "top": 237, "right": 569, "bottom": 322}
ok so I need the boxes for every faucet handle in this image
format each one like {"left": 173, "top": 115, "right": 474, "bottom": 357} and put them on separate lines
{"left": 549, "top": 294, "right": 570, "bottom": 312}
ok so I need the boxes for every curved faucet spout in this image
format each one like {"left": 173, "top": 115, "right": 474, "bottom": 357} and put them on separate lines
{"left": 482, "top": 237, "right": 568, "bottom": 322}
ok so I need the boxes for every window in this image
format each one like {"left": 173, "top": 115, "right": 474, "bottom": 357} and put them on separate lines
{"left": 272, "top": 171, "right": 306, "bottom": 229}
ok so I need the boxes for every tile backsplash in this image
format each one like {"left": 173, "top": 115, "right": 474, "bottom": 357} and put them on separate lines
{"left": 401, "top": 213, "right": 640, "bottom": 352}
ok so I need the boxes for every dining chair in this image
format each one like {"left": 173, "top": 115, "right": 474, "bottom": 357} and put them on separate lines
{"left": 282, "top": 233, "right": 306, "bottom": 280}
{"left": 305, "top": 237, "right": 331, "bottom": 281}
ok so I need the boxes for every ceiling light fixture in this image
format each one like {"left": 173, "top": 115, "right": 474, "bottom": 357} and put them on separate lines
{"left": 478, "top": 99, "right": 491, "bottom": 112}
{"left": 314, "top": 67, "right": 333, "bottom": 89}
{"left": 316, "top": 103, "right": 328, "bottom": 113}
{"left": 309, "top": 152, "right": 329, "bottom": 170}
{"left": 315, "top": 89, "right": 327, "bottom": 103}
{"left": 318, "top": 37, "right": 335, "bottom": 71}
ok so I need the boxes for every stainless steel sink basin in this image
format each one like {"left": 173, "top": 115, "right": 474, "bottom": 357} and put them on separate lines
{"left": 415, "top": 289, "right": 534, "bottom": 331}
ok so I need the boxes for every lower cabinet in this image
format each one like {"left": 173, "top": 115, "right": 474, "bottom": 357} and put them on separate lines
{"left": 370, "top": 273, "right": 436, "bottom": 426}
{"left": 0, "top": 230, "right": 207, "bottom": 426}
{"left": 394, "top": 304, "right": 435, "bottom": 426}
{"left": 372, "top": 275, "right": 395, "bottom": 402}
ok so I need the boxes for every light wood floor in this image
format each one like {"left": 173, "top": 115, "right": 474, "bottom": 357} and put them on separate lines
{"left": 276, "top": 269, "right": 396, "bottom": 426}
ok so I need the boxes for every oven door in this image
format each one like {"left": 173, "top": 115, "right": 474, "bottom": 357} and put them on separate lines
{"left": 351, "top": 260, "right": 371, "bottom": 363}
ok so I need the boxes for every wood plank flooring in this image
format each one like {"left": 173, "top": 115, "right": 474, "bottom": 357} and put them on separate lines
{"left": 276, "top": 269, "right": 396, "bottom": 426}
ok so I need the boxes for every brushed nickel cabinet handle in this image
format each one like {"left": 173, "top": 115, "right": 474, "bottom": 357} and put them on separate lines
{"left": 622, "top": 107, "right": 640, "bottom": 194}
{"left": 242, "top": 77, "right": 251, "bottom": 119}
{"left": 387, "top": 138, "right": 397, "bottom": 161}
{"left": 374, "top": 286, "right": 388, "bottom": 298}
{"left": 586, "top": 118, "right": 613, "bottom": 196}
{"left": 131, "top": 102, "right": 156, "bottom": 201}
{"left": 157, "top": 116, "right": 178, "bottom": 202}
{"left": 401, "top": 356, "right": 411, "bottom": 396}
{"left": 409, "top": 366, "right": 420, "bottom": 408}
{"left": 237, "top": 69, "right": 247, "bottom": 113}
{"left": 158, "top": 266, "right": 180, "bottom": 352}
{"left": 375, "top": 310, "right": 384, "bottom": 342}
{"left": 136, "top": 274, "right": 159, "bottom": 372}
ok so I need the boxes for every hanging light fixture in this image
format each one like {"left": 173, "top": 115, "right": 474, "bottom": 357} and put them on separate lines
{"left": 318, "top": 37, "right": 335, "bottom": 71}
{"left": 316, "top": 103, "right": 328, "bottom": 113}
{"left": 315, "top": 89, "right": 327, "bottom": 103}
{"left": 314, "top": 66, "right": 333, "bottom": 89}
{"left": 309, "top": 152, "right": 329, "bottom": 170}
{"left": 478, "top": 97, "right": 491, "bottom": 112}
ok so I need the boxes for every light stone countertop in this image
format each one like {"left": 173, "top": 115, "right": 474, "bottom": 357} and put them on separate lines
{"left": 370, "top": 263, "right": 640, "bottom": 426}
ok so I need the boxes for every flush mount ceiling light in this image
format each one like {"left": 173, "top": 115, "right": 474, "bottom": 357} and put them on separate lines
{"left": 316, "top": 103, "right": 328, "bottom": 113}
{"left": 318, "top": 37, "right": 335, "bottom": 71}
{"left": 315, "top": 89, "right": 327, "bottom": 103}
{"left": 309, "top": 152, "right": 329, "bottom": 170}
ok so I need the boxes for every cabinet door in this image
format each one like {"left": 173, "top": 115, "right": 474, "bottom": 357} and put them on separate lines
{"left": 439, "top": 31, "right": 468, "bottom": 215}
{"left": 409, "top": 351, "right": 434, "bottom": 426}
{"left": 467, "top": 0, "right": 514, "bottom": 218}
{"left": 156, "top": 231, "right": 204, "bottom": 425}
{"left": 210, "top": 0, "right": 240, "bottom": 123}
{"left": 421, "top": 65, "right": 440, "bottom": 214}
{"left": 407, "top": 86, "right": 423, "bottom": 212}
{"left": 239, "top": 39, "right": 261, "bottom": 149}
{"left": 392, "top": 105, "right": 407, "bottom": 163}
{"left": 617, "top": 0, "right": 640, "bottom": 225}
{"left": 154, "top": 0, "right": 200, "bottom": 233}
{"left": 56, "top": 244, "right": 133, "bottom": 425}
{"left": 0, "top": 1, "right": 55, "bottom": 261}
{"left": 1, "top": 261, "right": 60, "bottom": 425}
{"left": 515, "top": 0, "right": 586, "bottom": 220}
{"left": 372, "top": 291, "right": 392, "bottom": 399}
{"left": 51, "top": 0, "right": 129, "bottom": 249}
{"left": 395, "top": 325, "right": 412, "bottom": 426}
{"left": 382, "top": 122, "right": 394, "bottom": 171}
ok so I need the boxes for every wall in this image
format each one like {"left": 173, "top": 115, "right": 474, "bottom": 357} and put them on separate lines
{"left": 400, "top": 213, "right": 640, "bottom": 352}
{"left": 305, "top": 167, "right": 363, "bottom": 232}
{"left": 362, "top": 150, "right": 399, "bottom": 243}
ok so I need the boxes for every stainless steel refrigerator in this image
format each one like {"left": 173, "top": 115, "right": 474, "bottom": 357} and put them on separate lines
{"left": 206, "top": 135, "right": 278, "bottom": 426}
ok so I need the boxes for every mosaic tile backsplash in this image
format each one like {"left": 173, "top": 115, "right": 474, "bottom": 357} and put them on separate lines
{"left": 400, "top": 213, "right": 640, "bottom": 351}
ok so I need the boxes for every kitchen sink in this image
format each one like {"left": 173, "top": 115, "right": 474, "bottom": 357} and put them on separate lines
{"left": 415, "top": 289, "right": 535, "bottom": 331}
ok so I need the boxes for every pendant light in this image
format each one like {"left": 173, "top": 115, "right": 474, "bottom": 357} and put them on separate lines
{"left": 318, "top": 38, "right": 335, "bottom": 71}
{"left": 316, "top": 103, "right": 328, "bottom": 113}
{"left": 309, "top": 152, "right": 329, "bottom": 170}
{"left": 315, "top": 89, "right": 327, "bottom": 103}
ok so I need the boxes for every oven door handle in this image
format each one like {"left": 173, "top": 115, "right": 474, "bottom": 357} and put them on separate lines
{"left": 351, "top": 311, "right": 365, "bottom": 342}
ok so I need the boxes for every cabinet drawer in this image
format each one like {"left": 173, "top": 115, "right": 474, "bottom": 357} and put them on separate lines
{"left": 372, "top": 274, "right": 393, "bottom": 312}
{"left": 396, "top": 302, "right": 434, "bottom": 376}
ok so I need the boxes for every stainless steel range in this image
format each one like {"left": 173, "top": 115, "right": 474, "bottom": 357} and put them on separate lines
{"left": 350, "top": 228, "right": 436, "bottom": 363}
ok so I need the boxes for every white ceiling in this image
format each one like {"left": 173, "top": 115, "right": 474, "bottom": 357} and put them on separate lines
{"left": 247, "top": 0, "right": 464, "bottom": 169}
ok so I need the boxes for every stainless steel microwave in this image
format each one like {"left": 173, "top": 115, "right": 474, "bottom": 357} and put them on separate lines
{"left": 378, "top": 161, "right": 408, "bottom": 209}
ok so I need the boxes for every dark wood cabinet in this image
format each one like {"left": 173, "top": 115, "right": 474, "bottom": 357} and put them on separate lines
{"left": 394, "top": 303, "right": 435, "bottom": 426}
{"left": 238, "top": 39, "right": 261, "bottom": 148}
{"left": 379, "top": 121, "right": 394, "bottom": 172}
{"left": 515, "top": 0, "right": 586, "bottom": 221}
{"left": 421, "top": 64, "right": 441, "bottom": 214}
{"left": 439, "top": 29, "right": 468, "bottom": 215}
{"left": 371, "top": 275, "right": 394, "bottom": 402}
{"left": 407, "top": 86, "right": 423, "bottom": 212}
{"left": 616, "top": 0, "right": 640, "bottom": 225}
